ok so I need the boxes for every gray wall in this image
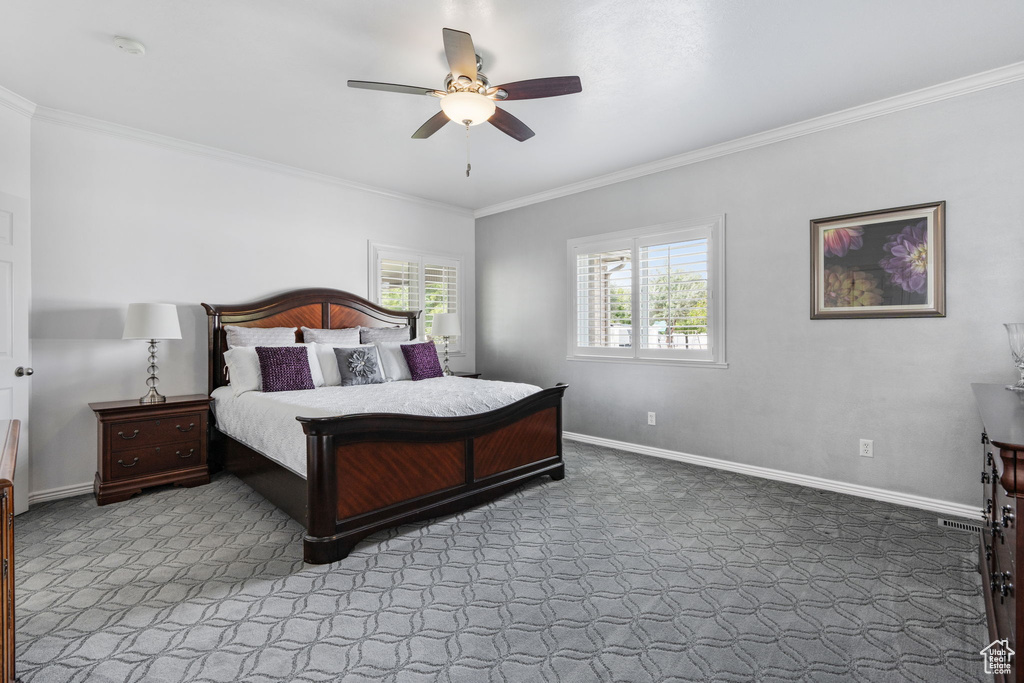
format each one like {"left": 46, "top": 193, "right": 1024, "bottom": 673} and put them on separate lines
{"left": 476, "top": 81, "right": 1024, "bottom": 507}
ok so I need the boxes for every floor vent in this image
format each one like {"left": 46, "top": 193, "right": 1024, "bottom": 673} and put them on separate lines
{"left": 938, "top": 517, "right": 983, "bottom": 533}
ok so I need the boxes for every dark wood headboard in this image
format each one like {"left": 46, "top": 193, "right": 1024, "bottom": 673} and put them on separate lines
{"left": 202, "top": 288, "right": 420, "bottom": 395}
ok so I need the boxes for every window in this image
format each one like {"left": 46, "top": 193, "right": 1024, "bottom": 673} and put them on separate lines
{"left": 369, "top": 244, "right": 462, "bottom": 351}
{"left": 568, "top": 216, "right": 726, "bottom": 367}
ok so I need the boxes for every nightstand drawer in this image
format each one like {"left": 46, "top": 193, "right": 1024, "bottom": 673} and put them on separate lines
{"left": 91, "top": 394, "right": 212, "bottom": 505}
{"left": 107, "top": 440, "right": 204, "bottom": 480}
{"left": 108, "top": 413, "right": 205, "bottom": 452}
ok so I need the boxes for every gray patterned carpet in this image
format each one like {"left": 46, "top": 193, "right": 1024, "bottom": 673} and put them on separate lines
{"left": 15, "top": 441, "right": 987, "bottom": 682}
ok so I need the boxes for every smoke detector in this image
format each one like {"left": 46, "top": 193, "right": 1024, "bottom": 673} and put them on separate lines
{"left": 113, "top": 36, "right": 146, "bottom": 56}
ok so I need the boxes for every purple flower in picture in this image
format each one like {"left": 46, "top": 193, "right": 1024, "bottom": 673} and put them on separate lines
{"left": 823, "top": 227, "right": 864, "bottom": 257}
{"left": 879, "top": 221, "right": 928, "bottom": 294}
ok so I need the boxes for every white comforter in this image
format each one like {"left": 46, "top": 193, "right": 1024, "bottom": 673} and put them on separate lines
{"left": 211, "top": 377, "right": 542, "bottom": 476}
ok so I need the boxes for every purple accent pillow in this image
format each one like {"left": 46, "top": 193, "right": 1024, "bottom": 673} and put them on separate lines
{"left": 255, "top": 346, "right": 315, "bottom": 392}
{"left": 400, "top": 342, "right": 443, "bottom": 381}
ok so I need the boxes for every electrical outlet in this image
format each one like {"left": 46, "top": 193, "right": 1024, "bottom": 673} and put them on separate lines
{"left": 647, "top": 412, "right": 656, "bottom": 426}
{"left": 859, "top": 439, "right": 873, "bottom": 458}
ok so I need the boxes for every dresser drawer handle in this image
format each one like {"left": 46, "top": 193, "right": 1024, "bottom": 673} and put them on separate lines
{"left": 117, "top": 430, "right": 140, "bottom": 440}
{"left": 176, "top": 423, "right": 195, "bottom": 433}
{"left": 177, "top": 449, "right": 195, "bottom": 459}
{"left": 117, "top": 458, "right": 140, "bottom": 468}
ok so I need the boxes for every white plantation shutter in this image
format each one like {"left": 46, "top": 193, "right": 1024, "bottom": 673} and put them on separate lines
{"left": 639, "top": 236, "right": 709, "bottom": 356}
{"left": 371, "top": 245, "right": 462, "bottom": 352}
{"left": 424, "top": 261, "right": 458, "bottom": 345}
{"left": 574, "top": 245, "right": 632, "bottom": 355}
{"left": 378, "top": 258, "right": 420, "bottom": 312}
{"left": 568, "top": 217, "right": 725, "bottom": 366}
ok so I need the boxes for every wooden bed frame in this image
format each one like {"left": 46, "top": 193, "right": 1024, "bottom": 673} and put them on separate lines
{"left": 202, "top": 288, "right": 567, "bottom": 564}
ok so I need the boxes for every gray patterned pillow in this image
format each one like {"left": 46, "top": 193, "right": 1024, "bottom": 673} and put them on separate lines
{"left": 334, "top": 346, "right": 385, "bottom": 386}
{"left": 225, "top": 325, "right": 297, "bottom": 349}
{"left": 359, "top": 325, "right": 411, "bottom": 343}
{"left": 301, "top": 326, "right": 360, "bottom": 344}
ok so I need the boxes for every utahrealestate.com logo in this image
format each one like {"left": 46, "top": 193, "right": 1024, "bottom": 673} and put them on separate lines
{"left": 981, "top": 639, "right": 1015, "bottom": 675}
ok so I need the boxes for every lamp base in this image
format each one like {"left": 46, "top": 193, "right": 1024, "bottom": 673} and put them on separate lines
{"left": 442, "top": 336, "right": 452, "bottom": 376}
{"left": 139, "top": 387, "right": 167, "bottom": 404}
{"left": 139, "top": 339, "right": 166, "bottom": 403}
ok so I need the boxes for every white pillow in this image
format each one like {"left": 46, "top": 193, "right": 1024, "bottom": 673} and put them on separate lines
{"left": 373, "top": 341, "right": 412, "bottom": 382}
{"left": 223, "top": 343, "right": 324, "bottom": 395}
{"left": 223, "top": 347, "right": 262, "bottom": 395}
{"left": 314, "top": 342, "right": 378, "bottom": 386}
{"left": 360, "top": 325, "right": 411, "bottom": 343}
{"left": 224, "top": 325, "right": 297, "bottom": 349}
{"left": 302, "top": 326, "right": 360, "bottom": 344}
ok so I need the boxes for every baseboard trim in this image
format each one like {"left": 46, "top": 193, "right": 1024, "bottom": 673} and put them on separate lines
{"left": 26, "top": 438, "right": 979, "bottom": 516}
{"left": 563, "top": 431, "right": 978, "bottom": 519}
{"left": 28, "top": 482, "right": 93, "bottom": 505}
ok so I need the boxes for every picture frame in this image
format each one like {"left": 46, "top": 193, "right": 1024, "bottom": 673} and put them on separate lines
{"left": 810, "top": 201, "right": 945, "bottom": 319}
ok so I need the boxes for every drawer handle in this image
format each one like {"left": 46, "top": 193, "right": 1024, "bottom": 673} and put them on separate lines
{"left": 177, "top": 449, "right": 195, "bottom": 459}
{"left": 117, "top": 458, "right": 140, "bottom": 468}
{"left": 117, "top": 429, "right": 140, "bottom": 440}
{"left": 176, "top": 423, "right": 195, "bottom": 433}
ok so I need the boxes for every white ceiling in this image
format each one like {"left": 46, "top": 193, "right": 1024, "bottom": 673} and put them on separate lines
{"left": 2, "top": 1, "right": 1024, "bottom": 211}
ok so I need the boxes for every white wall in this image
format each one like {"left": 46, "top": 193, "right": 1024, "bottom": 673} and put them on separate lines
{"left": 30, "top": 119, "right": 475, "bottom": 497}
{"left": 0, "top": 96, "right": 31, "bottom": 197}
{"left": 476, "top": 81, "right": 1024, "bottom": 508}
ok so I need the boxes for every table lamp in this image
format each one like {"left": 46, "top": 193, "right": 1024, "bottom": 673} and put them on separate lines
{"left": 122, "top": 303, "right": 182, "bottom": 404}
{"left": 431, "top": 313, "right": 461, "bottom": 376}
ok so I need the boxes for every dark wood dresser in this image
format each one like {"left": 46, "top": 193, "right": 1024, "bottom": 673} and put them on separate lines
{"left": 975, "top": 383, "right": 1024, "bottom": 682}
{"left": 90, "top": 395, "right": 211, "bottom": 505}
{"left": 0, "top": 420, "right": 19, "bottom": 683}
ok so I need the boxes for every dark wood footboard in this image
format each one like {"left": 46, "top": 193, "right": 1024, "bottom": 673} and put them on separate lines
{"left": 298, "top": 384, "right": 567, "bottom": 564}
{"left": 205, "top": 288, "right": 568, "bottom": 565}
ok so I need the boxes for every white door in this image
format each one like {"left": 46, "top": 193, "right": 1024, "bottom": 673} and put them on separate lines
{"left": 0, "top": 193, "right": 30, "bottom": 514}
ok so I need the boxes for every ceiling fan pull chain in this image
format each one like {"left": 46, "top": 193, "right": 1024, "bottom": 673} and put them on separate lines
{"left": 464, "top": 121, "right": 472, "bottom": 177}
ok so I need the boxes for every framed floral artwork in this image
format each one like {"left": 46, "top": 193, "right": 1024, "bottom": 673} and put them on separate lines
{"left": 810, "top": 201, "right": 945, "bottom": 319}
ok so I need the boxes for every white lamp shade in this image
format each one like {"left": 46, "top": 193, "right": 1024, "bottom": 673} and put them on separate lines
{"left": 122, "top": 303, "right": 182, "bottom": 340}
{"left": 431, "top": 313, "right": 461, "bottom": 337}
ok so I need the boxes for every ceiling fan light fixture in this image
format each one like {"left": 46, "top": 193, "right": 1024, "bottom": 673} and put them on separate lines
{"left": 440, "top": 91, "right": 495, "bottom": 126}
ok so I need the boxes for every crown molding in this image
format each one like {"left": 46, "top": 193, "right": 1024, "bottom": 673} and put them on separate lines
{"left": 0, "top": 85, "right": 36, "bottom": 118}
{"left": 31, "top": 106, "right": 473, "bottom": 218}
{"left": 475, "top": 60, "right": 1024, "bottom": 219}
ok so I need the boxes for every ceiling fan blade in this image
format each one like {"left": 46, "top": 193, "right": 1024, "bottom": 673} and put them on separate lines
{"left": 493, "top": 76, "right": 582, "bottom": 101}
{"left": 347, "top": 80, "right": 437, "bottom": 96}
{"left": 412, "top": 111, "right": 450, "bottom": 139}
{"left": 442, "top": 28, "right": 477, "bottom": 82}
{"left": 489, "top": 107, "right": 535, "bottom": 142}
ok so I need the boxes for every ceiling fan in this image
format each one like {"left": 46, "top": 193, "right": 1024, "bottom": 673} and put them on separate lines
{"left": 348, "top": 28, "right": 582, "bottom": 143}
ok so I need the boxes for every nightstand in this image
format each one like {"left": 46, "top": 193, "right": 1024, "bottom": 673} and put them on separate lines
{"left": 90, "top": 394, "right": 211, "bottom": 505}
{"left": 452, "top": 372, "right": 481, "bottom": 379}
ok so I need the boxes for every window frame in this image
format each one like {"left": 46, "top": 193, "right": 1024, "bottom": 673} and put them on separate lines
{"left": 368, "top": 242, "right": 463, "bottom": 354}
{"left": 566, "top": 216, "right": 727, "bottom": 368}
